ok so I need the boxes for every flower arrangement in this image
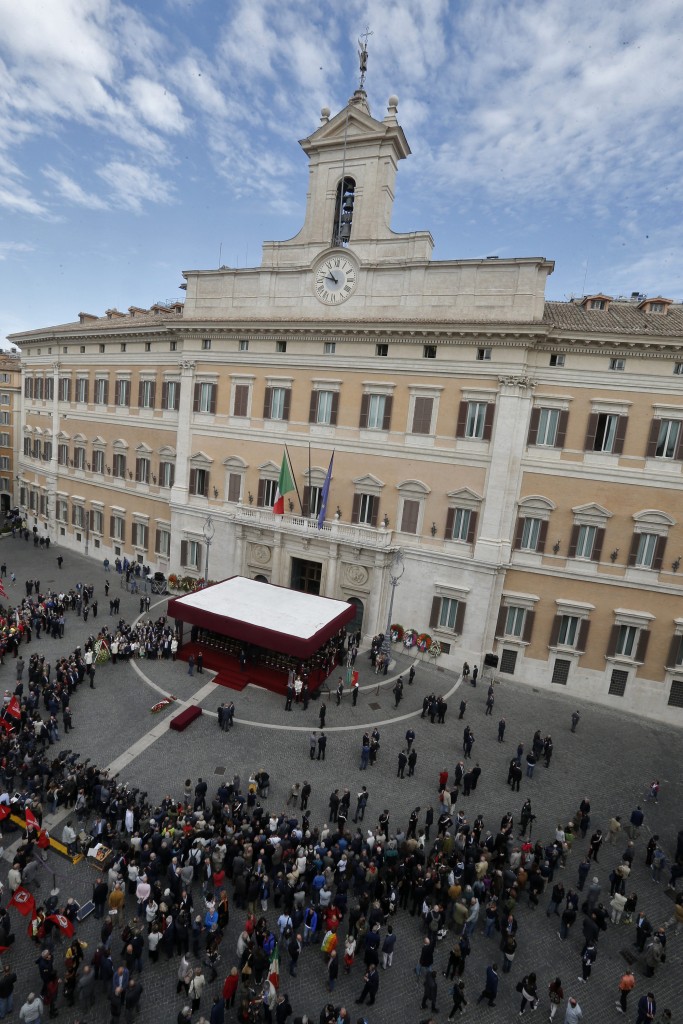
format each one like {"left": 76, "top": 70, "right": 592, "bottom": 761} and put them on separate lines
{"left": 429, "top": 640, "right": 442, "bottom": 659}
{"left": 403, "top": 628, "right": 418, "bottom": 649}
{"left": 167, "top": 573, "right": 179, "bottom": 589}
{"left": 416, "top": 632, "right": 432, "bottom": 653}
{"left": 390, "top": 623, "right": 404, "bottom": 643}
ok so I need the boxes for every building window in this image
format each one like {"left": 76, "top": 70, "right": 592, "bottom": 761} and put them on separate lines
{"left": 162, "top": 380, "right": 181, "bottom": 411}
{"left": 189, "top": 467, "right": 210, "bottom": 497}
{"left": 34, "top": 377, "right": 44, "bottom": 400}
{"left": 500, "top": 649, "right": 518, "bottom": 675}
{"left": 608, "top": 669, "right": 629, "bottom": 696}
{"left": 227, "top": 473, "right": 242, "bottom": 503}
{"left": 429, "top": 596, "right": 466, "bottom": 634}
{"left": 23, "top": 438, "right": 32, "bottom": 457}
{"left": 58, "top": 377, "right": 71, "bottom": 402}
{"left": 324, "top": 342, "right": 336, "bottom": 354}
{"left": 309, "top": 390, "right": 338, "bottom": 426}
{"left": 72, "top": 504, "right": 85, "bottom": 528}
{"left": 99, "top": 344, "right": 105, "bottom": 353}
{"left": 138, "top": 380, "right": 156, "bottom": 409}
{"left": 73, "top": 446, "right": 86, "bottom": 470}
{"left": 552, "top": 659, "right": 571, "bottom": 685}
{"left": 135, "top": 456, "right": 151, "bottom": 484}
{"left": 674, "top": 362, "right": 683, "bottom": 375}
{"left": 263, "top": 386, "right": 290, "bottom": 421}
{"left": 91, "top": 509, "right": 103, "bottom": 534}
{"left": 92, "top": 450, "right": 105, "bottom": 475}
{"left": 170, "top": 341, "right": 177, "bottom": 352}
{"left": 45, "top": 378, "right": 54, "bottom": 400}
{"left": 232, "top": 384, "right": 249, "bottom": 417}
{"left": 239, "top": 339, "right": 249, "bottom": 352}
{"left": 57, "top": 443, "right": 69, "bottom": 466}
{"left": 132, "top": 522, "right": 149, "bottom": 549}
{"left": 648, "top": 418, "right": 682, "bottom": 460}
{"left": 276, "top": 341, "right": 287, "bottom": 353}
{"left": 258, "top": 478, "right": 278, "bottom": 508}
{"left": 616, "top": 624, "right": 637, "bottom": 658}
{"left": 302, "top": 485, "right": 322, "bottom": 518}
{"left": 445, "top": 506, "right": 477, "bottom": 543}
{"left": 360, "top": 393, "right": 392, "bottom": 431}
{"left": 159, "top": 461, "right": 175, "bottom": 488}
{"left": 56, "top": 498, "right": 68, "bottom": 523}
{"left": 649, "top": 302, "right": 665, "bottom": 313}
{"left": 120, "top": 343, "right": 126, "bottom": 353}
{"left": 549, "top": 353, "right": 565, "bottom": 367}
{"left": 145, "top": 342, "right": 151, "bottom": 352}
{"left": 43, "top": 441, "right": 52, "bottom": 462}
{"left": 585, "top": 412, "right": 626, "bottom": 454}
{"left": 399, "top": 499, "right": 420, "bottom": 534}
{"left": 24, "top": 377, "right": 33, "bottom": 399}
{"left": 0, "top": 456, "right": 10, "bottom": 470}
{"left": 94, "top": 378, "right": 109, "bottom": 405}
{"left": 528, "top": 407, "right": 568, "bottom": 448}
{"left": 0, "top": 433, "right": 11, "bottom": 447}
{"left": 115, "top": 379, "right": 130, "bottom": 407}
{"left": 590, "top": 299, "right": 606, "bottom": 310}
{"left": 423, "top": 345, "right": 436, "bottom": 359}
{"left": 609, "top": 358, "right": 625, "bottom": 371}
{"left": 193, "top": 382, "right": 217, "bottom": 414}
{"left": 411, "top": 396, "right": 434, "bottom": 435}
{"left": 110, "top": 514, "right": 126, "bottom": 542}
{"left": 202, "top": 339, "right": 211, "bottom": 350}
{"left": 558, "top": 615, "right": 579, "bottom": 646}
{"left": 520, "top": 517, "right": 541, "bottom": 551}
{"left": 181, "top": 540, "right": 201, "bottom": 569}
{"left": 457, "top": 400, "right": 494, "bottom": 440}
{"left": 75, "top": 378, "right": 89, "bottom": 403}
{"left": 575, "top": 525, "right": 597, "bottom": 559}
{"left": 352, "top": 493, "right": 378, "bottom": 527}
{"left": 668, "top": 680, "right": 683, "bottom": 707}
{"left": 505, "top": 606, "right": 526, "bottom": 637}
{"left": 112, "top": 453, "right": 126, "bottom": 478}
{"left": 155, "top": 528, "right": 171, "bottom": 557}
{"left": 634, "top": 532, "right": 658, "bottom": 568}
{"left": 376, "top": 343, "right": 388, "bottom": 357}
{"left": 477, "top": 348, "right": 492, "bottom": 361}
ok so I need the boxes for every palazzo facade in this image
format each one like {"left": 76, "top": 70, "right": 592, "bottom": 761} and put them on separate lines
{"left": 9, "top": 89, "right": 683, "bottom": 722}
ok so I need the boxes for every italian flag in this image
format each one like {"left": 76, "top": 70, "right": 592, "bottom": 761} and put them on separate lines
{"left": 273, "top": 451, "right": 295, "bottom": 515}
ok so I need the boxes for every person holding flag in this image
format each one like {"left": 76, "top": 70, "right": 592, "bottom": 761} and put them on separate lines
{"left": 272, "top": 451, "right": 295, "bottom": 515}
{"left": 0, "top": 695, "right": 21, "bottom": 734}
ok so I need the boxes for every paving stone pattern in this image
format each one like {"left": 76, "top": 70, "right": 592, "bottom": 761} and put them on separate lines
{"left": 0, "top": 535, "right": 680, "bottom": 1024}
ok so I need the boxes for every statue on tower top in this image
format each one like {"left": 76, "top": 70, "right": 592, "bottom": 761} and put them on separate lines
{"left": 358, "top": 26, "right": 372, "bottom": 90}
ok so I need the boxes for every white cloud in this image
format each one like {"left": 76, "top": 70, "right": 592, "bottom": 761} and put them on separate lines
{"left": 43, "top": 167, "right": 109, "bottom": 210}
{"left": 0, "top": 178, "right": 49, "bottom": 216}
{"left": 97, "top": 160, "right": 175, "bottom": 212}
{"left": 126, "top": 76, "right": 187, "bottom": 134}
{"left": 0, "top": 240, "right": 34, "bottom": 260}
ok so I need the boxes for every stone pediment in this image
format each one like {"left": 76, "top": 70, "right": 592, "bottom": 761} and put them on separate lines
{"left": 447, "top": 487, "right": 483, "bottom": 503}
{"left": 572, "top": 502, "right": 612, "bottom": 518}
{"left": 352, "top": 473, "right": 384, "bottom": 489}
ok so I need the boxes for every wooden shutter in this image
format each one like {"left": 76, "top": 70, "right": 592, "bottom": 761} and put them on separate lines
{"left": 412, "top": 397, "right": 433, "bottom": 435}
{"left": 193, "top": 383, "right": 200, "bottom": 413}
{"left": 400, "top": 499, "right": 419, "bottom": 534}
{"left": 150, "top": 381, "right": 156, "bottom": 408}
{"left": 606, "top": 624, "right": 620, "bottom": 658}
{"left": 584, "top": 412, "right": 598, "bottom": 451}
{"left": 549, "top": 615, "right": 562, "bottom": 646}
{"left": 482, "top": 403, "right": 495, "bottom": 441}
{"left": 359, "top": 394, "right": 369, "bottom": 428}
{"left": 330, "top": 392, "right": 339, "bottom": 425}
{"left": 645, "top": 418, "right": 661, "bottom": 458}
{"left": 522, "top": 610, "right": 535, "bottom": 643}
{"left": 257, "top": 479, "right": 266, "bottom": 507}
{"left": 209, "top": 384, "right": 216, "bottom": 415}
{"left": 527, "top": 407, "right": 540, "bottom": 445}
{"left": 162, "top": 382, "right": 168, "bottom": 410}
{"left": 119, "top": 520, "right": 125, "bottom": 543}
{"left": 627, "top": 533, "right": 640, "bottom": 566}
{"left": 201, "top": 471, "right": 209, "bottom": 497}
{"left": 567, "top": 525, "right": 579, "bottom": 559}
{"left": 635, "top": 629, "right": 650, "bottom": 663}
{"left": 138, "top": 380, "right": 144, "bottom": 407}
{"left": 115, "top": 380, "right": 121, "bottom": 405}
{"left": 537, "top": 520, "right": 548, "bottom": 553}
{"left": 455, "top": 401, "right": 468, "bottom": 438}
{"left": 454, "top": 601, "right": 466, "bottom": 635}
{"left": 666, "top": 634, "right": 681, "bottom": 668}
{"left": 429, "top": 596, "right": 441, "bottom": 629}
{"left": 444, "top": 507, "right": 455, "bottom": 540}
{"left": 135, "top": 458, "right": 140, "bottom": 482}
{"left": 189, "top": 468, "right": 197, "bottom": 495}
{"left": 466, "top": 511, "right": 478, "bottom": 544}
{"left": 228, "top": 474, "right": 241, "bottom": 502}
{"left": 577, "top": 619, "right": 591, "bottom": 652}
{"left": 592, "top": 528, "right": 605, "bottom": 563}
{"left": 109, "top": 515, "right": 115, "bottom": 538}
{"left": 132, "top": 523, "right": 138, "bottom": 547}
{"left": 369, "top": 496, "right": 379, "bottom": 528}
{"left": 495, "top": 606, "right": 507, "bottom": 638}
{"left": 351, "top": 494, "right": 361, "bottom": 524}
{"left": 180, "top": 540, "right": 187, "bottom": 566}
{"left": 555, "top": 410, "right": 568, "bottom": 448}
{"left": 71, "top": 505, "right": 76, "bottom": 525}
{"left": 234, "top": 384, "right": 248, "bottom": 417}
{"left": 652, "top": 535, "right": 667, "bottom": 571}
{"left": 513, "top": 517, "right": 525, "bottom": 550}
{"left": 263, "top": 387, "right": 272, "bottom": 419}
{"left": 382, "top": 395, "right": 393, "bottom": 431}
{"left": 308, "top": 392, "right": 318, "bottom": 424}
{"left": 302, "top": 486, "right": 311, "bottom": 517}
{"left": 282, "top": 389, "right": 291, "bottom": 421}
{"left": 172, "top": 382, "right": 180, "bottom": 410}
{"left": 675, "top": 425, "right": 683, "bottom": 461}
{"left": 155, "top": 529, "right": 161, "bottom": 554}
{"left": 612, "top": 415, "right": 627, "bottom": 454}
{"left": 83, "top": 380, "right": 89, "bottom": 403}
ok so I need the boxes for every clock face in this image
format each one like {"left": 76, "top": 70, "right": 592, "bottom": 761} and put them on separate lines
{"left": 314, "top": 254, "right": 357, "bottom": 305}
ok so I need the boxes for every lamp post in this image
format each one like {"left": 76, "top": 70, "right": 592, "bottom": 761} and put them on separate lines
{"left": 381, "top": 549, "right": 404, "bottom": 667}
{"left": 202, "top": 515, "right": 215, "bottom": 585}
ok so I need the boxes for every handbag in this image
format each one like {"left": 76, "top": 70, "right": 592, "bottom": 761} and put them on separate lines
{"left": 516, "top": 980, "right": 524, "bottom": 993}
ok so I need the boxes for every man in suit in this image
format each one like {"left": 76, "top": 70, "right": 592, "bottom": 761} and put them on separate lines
{"left": 476, "top": 963, "right": 499, "bottom": 1007}
{"left": 635, "top": 992, "right": 656, "bottom": 1024}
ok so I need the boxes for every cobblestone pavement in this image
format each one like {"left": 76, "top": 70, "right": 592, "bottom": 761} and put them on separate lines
{"left": 0, "top": 535, "right": 681, "bottom": 1024}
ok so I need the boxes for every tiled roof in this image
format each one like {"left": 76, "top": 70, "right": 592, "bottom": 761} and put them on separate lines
{"left": 9, "top": 311, "right": 184, "bottom": 338}
{"left": 543, "top": 300, "right": 683, "bottom": 337}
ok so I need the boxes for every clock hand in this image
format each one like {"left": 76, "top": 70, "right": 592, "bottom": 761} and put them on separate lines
{"left": 326, "top": 272, "right": 339, "bottom": 285}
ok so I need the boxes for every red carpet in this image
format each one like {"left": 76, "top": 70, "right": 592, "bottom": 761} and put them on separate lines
{"left": 177, "top": 644, "right": 330, "bottom": 695}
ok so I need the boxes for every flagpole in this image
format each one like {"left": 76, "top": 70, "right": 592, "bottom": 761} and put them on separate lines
{"left": 284, "top": 444, "right": 304, "bottom": 516}
{"left": 308, "top": 442, "right": 312, "bottom": 519}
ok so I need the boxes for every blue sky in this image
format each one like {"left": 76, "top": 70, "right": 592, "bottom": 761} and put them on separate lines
{"left": 2, "top": 0, "right": 683, "bottom": 343}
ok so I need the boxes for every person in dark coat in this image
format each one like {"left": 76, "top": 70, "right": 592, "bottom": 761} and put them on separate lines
{"left": 421, "top": 970, "right": 439, "bottom": 1012}
{"left": 355, "top": 964, "right": 379, "bottom": 1005}
{"left": 476, "top": 963, "right": 499, "bottom": 1007}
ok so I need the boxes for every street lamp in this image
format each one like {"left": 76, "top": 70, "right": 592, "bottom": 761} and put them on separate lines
{"left": 381, "top": 549, "right": 404, "bottom": 667}
{"left": 202, "top": 515, "right": 215, "bottom": 584}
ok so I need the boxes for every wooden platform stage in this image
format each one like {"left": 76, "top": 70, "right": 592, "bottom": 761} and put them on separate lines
{"left": 177, "top": 643, "right": 331, "bottom": 695}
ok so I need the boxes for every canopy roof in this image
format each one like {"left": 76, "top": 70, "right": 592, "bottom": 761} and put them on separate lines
{"left": 167, "top": 575, "right": 355, "bottom": 658}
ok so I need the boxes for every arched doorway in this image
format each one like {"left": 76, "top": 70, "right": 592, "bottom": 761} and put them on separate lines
{"left": 253, "top": 575, "right": 268, "bottom": 583}
{"left": 346, "top": 597, "right": 364, "bottom": 635}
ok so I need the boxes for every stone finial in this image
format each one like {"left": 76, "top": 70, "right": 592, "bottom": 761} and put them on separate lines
{"left": 320, "top": 107, "right": 330, "bottom": 124}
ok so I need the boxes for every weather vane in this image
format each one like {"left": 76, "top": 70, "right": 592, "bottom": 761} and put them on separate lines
{"left": 358, "top": 26, "right": 372, "bottom": 89}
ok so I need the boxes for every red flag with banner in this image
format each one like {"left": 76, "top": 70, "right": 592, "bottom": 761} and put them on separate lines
{"left": 47, "top": 913, "right": 75, "bottom": 937}
{"left": 5, "top": 696, "right": 21, "bottom": 720}
{"left": 9, "top": 887, "right": 36, "bottom": 916}
{"left": 24, "top": 806, "right": 39, "bottom": 832}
